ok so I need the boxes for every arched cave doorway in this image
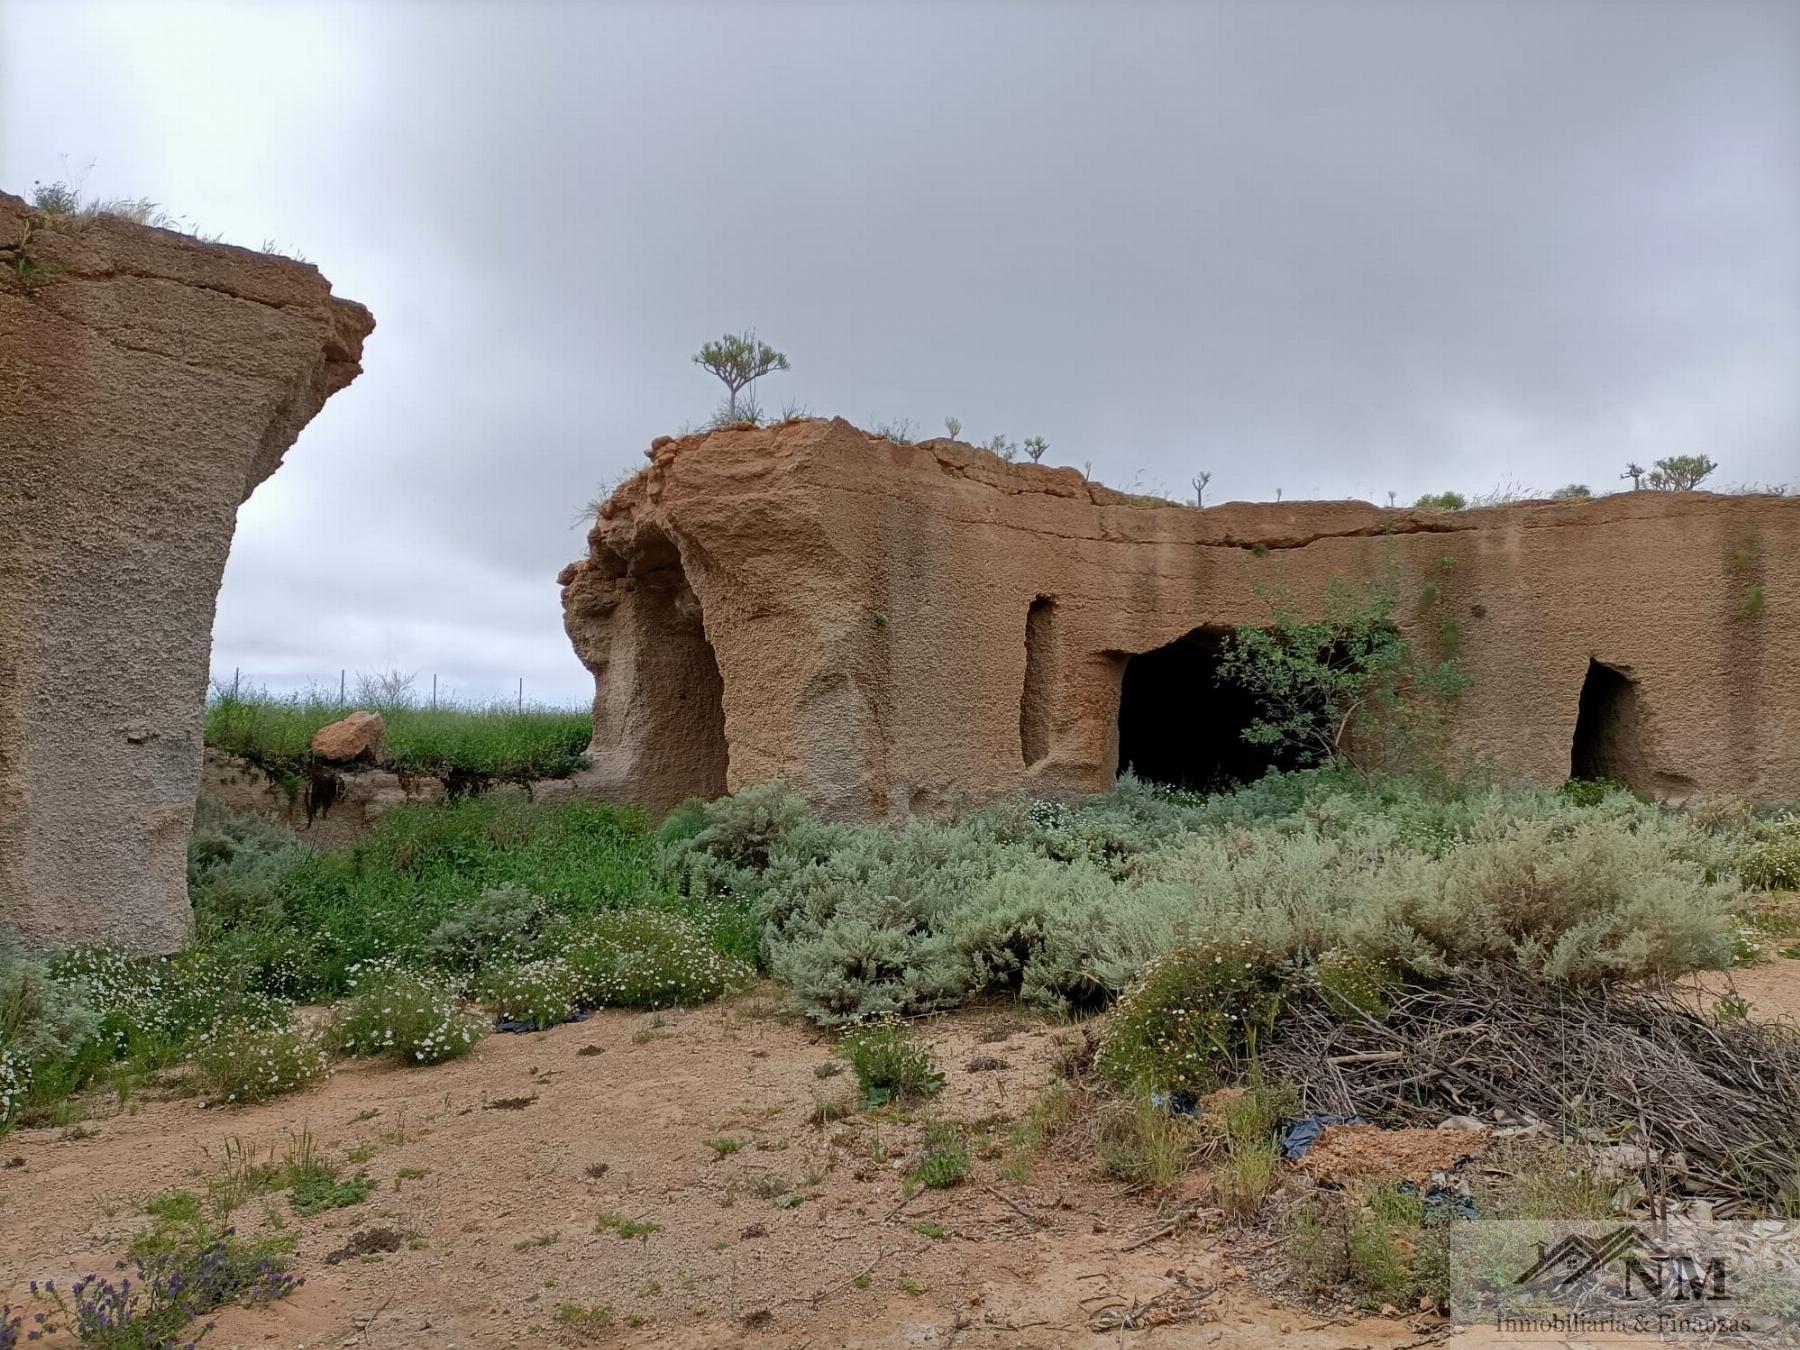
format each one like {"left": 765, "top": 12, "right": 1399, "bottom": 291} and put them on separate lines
{"left": 628, "top": 529, "right": 729, "bottom": 804}
{"left": 1570, "top": 658, "right": 1647, "bottom": 790}
{"left": 1115, "top": 627, "right": 1287, "bottom": 792}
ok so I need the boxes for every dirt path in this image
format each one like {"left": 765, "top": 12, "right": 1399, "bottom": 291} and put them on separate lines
{"left": 0, "top": 995, "right": 1428, "bottom": 1348}
{"left": 1683, "top": 954, "right": 1800, "bottom": 1029}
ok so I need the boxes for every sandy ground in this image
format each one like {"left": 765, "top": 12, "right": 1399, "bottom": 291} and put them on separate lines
{"left": 1693, "top": 955, "right": 1800, "bottom": 1022}
{"left": 12, "top": 963, "right": 1798, "bottom": 1349}
{"left": 1, "top": 994, "right": 1428, "bottom": 1350}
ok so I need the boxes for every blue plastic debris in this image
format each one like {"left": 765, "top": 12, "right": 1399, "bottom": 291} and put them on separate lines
{"left": 1150, "top": 1089, "right": 1202, "bottom": 1117}
{"left": 1278, "top": 1112, "right": 1365, "bottom": 1160}
{"left": 1397, "top": 1179, "right": 1477, "bottom": 1221}
{"left": 494, "top": 1008, "right": 594, "bottom": 1035}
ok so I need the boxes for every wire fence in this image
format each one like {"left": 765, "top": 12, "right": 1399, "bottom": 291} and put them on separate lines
{"left": 209, "top": 668, "right": 585, "bottom": 714}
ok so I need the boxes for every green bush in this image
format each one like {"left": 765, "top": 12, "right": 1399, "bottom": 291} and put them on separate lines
{"left": 1216, "top": 575, "right": 1469, "bottom": 777}
{"left": 419, "top": 884, "right": 548, "bottom": 972}
{"left": 1743, "top": 816, "right": 1800, "bottom": 892}
{"left": 333, "top": 967, "right": 482, "bottom": 1064}
{"left": 1310, "top": 950, "right": 1400, "bottom": 1020}
{"left": 1414, "top": 491, "right": 1467, "bottom": 511}
{"left": 190, "top": 1015, "right": 330, "bottom": 1105}
{"left": 188, "top": 799, "right": 313, "bottom": 938}
{"left": 661, "top": 780, "right": 813, "bottom": 873}
{"left": 0, "top": 932, "right": 101, "bottom": 1124}
{"left": 672, "top": 769, "right": 1743, "bottom": 1026}
{"left": 1558, "top": 777, "right": 1630, "bottom": 808}
{"left": 1097, "top": 942, "right": 1285, "bottom": 1093}
{"left": 289, "top": 1169, "right": 375, "bottom": 1216}
{"left": 479, "top": 958, "right": 584, "bottom": 1030}
{"left": 912, "top": 1123, "right": 971, "bottom": 1188}
{"left": 562, "top": 909, "right": 752, "bottom": 1008}
{"left": 195, "top": 798, "right": 661, "bottom": 997}
{"left": 50, "top": 945, "right": 286, "bottom": 1063}
{"left": 838, "top": 1023, "right": 943, "bottom": 1107}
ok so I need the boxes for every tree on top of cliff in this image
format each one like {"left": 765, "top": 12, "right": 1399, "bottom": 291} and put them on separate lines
{"left": 1647, "top": 455, "right": 1717, "bottom": 491}
{"left": 693, "top": 330, "right": 789, "bottom": 422}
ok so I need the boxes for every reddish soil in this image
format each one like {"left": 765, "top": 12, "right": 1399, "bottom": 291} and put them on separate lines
{"left": 1297, "top": 1125, "right": 1484, "bottom": 1186}
{"left": 0, "top": 995, "right": 1424, "bottom": 1348}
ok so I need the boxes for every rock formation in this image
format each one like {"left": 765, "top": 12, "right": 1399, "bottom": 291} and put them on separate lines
{"left": 0, "top": 192, "right": 373, "bottom": 952}
{"left": 311, "top": 711, "right": 387, "bottom": 765}
{"left": 561, "top": 418, "right": 1800, "bottom": 820}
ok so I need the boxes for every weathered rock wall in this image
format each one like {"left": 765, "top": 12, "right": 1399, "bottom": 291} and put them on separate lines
{"left": 561, "top": 418, "right": 1800, "bottom": 820}
{"left": 201, "top": 751, "right": 582, "bottom": 852}
{"left": 0, "top": 192, "right": 373, "bottom": 951}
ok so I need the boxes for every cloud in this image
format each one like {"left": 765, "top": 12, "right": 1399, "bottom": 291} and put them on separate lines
{"left": 4, "top": 0, "right": 1794, "bottom": 703}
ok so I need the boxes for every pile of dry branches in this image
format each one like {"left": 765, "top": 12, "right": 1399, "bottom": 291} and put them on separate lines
{"left": 1263, "top": 972, "right": 1800, "bottom": 1205}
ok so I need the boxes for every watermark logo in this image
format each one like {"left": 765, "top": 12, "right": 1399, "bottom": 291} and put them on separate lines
{"left": 1515, "top": 1224, "right": 1731, "bottom": 1302}
{"left": 1452, "top": 1220, "right": 1800, "bottom": 1342}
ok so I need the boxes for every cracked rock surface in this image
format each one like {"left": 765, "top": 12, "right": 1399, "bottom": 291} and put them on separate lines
{"left": 0, "top": 190, "right": 373, "bottom": 951}
{"left": 563, "top": 417, "right": 1800, "bottom": 821}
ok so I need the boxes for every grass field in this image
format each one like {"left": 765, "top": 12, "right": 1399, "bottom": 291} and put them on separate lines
{"left": 204, "top": 686, "right": 592, "bottom": 785}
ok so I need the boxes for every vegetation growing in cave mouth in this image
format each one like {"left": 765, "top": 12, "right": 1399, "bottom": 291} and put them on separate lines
{"left": 1217, "top": 576, "right": 1469, "bottom": 779}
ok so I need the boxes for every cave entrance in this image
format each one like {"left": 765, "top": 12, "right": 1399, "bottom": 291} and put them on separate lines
{"left": 630, "top": 529, "right": 729, "bottom": 805}
{"left": 1570, "top": 658, "right": 1647, "bottom": 790}
{"left": 1019, "top": 596, "right": 1056, "bottom": 767}
{"left": 1115, "top": 627, "right": 1286, "bottom": 792}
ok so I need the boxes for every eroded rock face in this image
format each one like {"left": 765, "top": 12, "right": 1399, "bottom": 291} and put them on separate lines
{"left": 561, "top": 418, "right": 1800, "bottom": 820}
{"left": 0, "top": 192, "right": 373, "bottom": 952}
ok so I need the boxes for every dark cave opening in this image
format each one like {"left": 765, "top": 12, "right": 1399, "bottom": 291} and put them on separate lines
{"left": 1570, "top": 658, "right": 1648, "bottom": 790}
{"left": 1019, "top": 596, "right": 1056, "bottom": 767}
{"left": 1115, "top": 627, "right": 1289, "bottom": 792}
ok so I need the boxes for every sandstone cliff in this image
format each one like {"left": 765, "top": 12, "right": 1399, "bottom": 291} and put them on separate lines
{"left": 0, "top": 192, "right": 373, "bottom": 952}
{"left": 562, "top": 417, "right": 1799, "bottom": 820}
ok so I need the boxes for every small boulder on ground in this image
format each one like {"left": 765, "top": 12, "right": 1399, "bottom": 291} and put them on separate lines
{"left": 311, "top": 711, "right": 387, "bottom": 764}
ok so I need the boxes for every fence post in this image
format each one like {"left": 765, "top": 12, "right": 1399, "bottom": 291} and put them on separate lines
{"left": 432, "top": 673, "right": 438, "bottom": 710}
{"left": 518, "top": 677, "right": 523, "bottom": 712}
{"left": 339, "top": 669, "right": 346, "bottom": 706}
{"left": 232, "top": 667, "right": 240, "bottom": 700}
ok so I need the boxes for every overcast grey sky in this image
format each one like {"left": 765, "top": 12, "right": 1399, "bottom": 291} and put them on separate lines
{"left": 4, "top": 0, "right": 1796, "bottom": 705}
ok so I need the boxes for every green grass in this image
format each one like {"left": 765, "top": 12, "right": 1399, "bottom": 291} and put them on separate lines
{"left": 912, "top": 1124, "right": 972, "bottom": 1189}
{"left": 594, "top": 1210, "right": 660, "bottom": 1239}
{"left": 289, "top": 1169, "right": 375, "bottom": 1216}
{"left": 193, "top": 796, "right": 669, "bottom": 997}
{"left": 838, "top": 1024, "right": 944, "bottom": 1108}
{"left": 204, "top": 686, "right": 591, "bottom": 786}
